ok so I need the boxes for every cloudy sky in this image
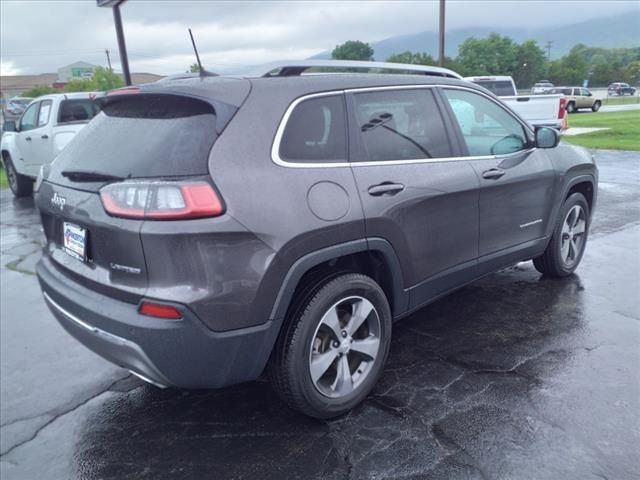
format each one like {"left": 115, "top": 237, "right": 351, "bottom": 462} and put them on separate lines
{"left": 1, "top": 0, "right": 639, "bottom": 76}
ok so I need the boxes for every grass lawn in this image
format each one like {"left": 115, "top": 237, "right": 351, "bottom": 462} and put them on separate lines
{"left": 601, "top": 96, "right": 640, "bottom": 106}
{"left": 0, "top": 166, "right": 7, "bottom": 189}
{"left": 563, "top": 110, "right": 640, "bottom": 151}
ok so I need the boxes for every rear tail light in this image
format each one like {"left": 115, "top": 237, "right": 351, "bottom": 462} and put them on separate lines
{"left": 100, "top": 181, "right": 224, "bottom": 220}
{"left": 139, "top": 301, "right": 183, "bottom": 319}
{"left": 558, "top": 97, "right": 567, "bottom": 120}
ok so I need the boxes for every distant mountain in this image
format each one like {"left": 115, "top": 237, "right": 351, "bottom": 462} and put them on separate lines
{"left": 313, "top": 13, "right": 640, "bottom": 61}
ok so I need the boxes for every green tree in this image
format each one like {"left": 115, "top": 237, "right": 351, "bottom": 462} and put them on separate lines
{"left": 386, "top": 51, "right": 436, "bottom": 65}
{"left": 63, "top": 79, "right": 94, "bottom": 93}
{"left": 513, "top": 40, "right": 547, "bottom": 88}
{"left": 456, "top": 33, "right": 518, "bottom": 76}
{"left": 623, "top": 60, "right": 640, "bottom": 85}
{"left": 91, "top": 66, "right": 124, "bottom": 91}
{"left": 331, "top": 40, "right": 374, "bottom": 61}
{"left": 188, "top": 63, "right": 200, "bottom": 73}
{"left": 20, "top": 85, "right": 57, "bottom": 98}
{"left": 590, "top": 62, "right": 614, "bottom": 87}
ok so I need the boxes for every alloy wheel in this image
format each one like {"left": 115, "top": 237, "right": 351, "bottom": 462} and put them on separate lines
{"left": 560, "top": 205, "right": 586, "bottom": 267}
{"left": 308, "top": 296, "right": 381, "bottom": 398}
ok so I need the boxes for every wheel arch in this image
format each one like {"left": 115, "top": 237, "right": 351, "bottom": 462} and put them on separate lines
{"left": 269, "top": 238, "right": 408, "bottom": 322}
{"left": 1, "top": 149, "right": 11, "bottom": 168}
{"left": 563, "top": 175, "right": 596, "bottom": 218}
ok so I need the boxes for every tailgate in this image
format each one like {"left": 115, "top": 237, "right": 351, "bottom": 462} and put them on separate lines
{"left": 37, "top": 181, "right": 148, "bottom": 302}
{"left": 502, "top": 94, "right": 561, "bottom": 126}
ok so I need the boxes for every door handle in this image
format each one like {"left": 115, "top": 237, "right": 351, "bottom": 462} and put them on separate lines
{"left": 482, "top": 168, "right": 505, "bottom": 180}
{"left": 25, "top": 136, "right": 32, "bottom": 141}
{"left": 41, "top": 134, "right": 49, "bottom": 139}
{"left": 368, "top": 182, "right": 405, "bottom": 196}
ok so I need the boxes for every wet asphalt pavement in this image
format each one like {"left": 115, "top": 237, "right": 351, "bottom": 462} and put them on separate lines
{"left": 1, "top": 150, "right": 639, "bottom": 480}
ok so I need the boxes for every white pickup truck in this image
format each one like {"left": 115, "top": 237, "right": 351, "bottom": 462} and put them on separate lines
{"left": 464, "top": 76, "right": 566, "bottom": 131}
{"left": 1, "top": 93, "right": 100, "bottom": 197}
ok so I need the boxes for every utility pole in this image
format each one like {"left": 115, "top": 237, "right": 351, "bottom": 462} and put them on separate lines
{"left": 545, "top": 40, "right": 553, "bottom": 61}
{"left": 112, "top": 4, "right": 132, "bottom": 85}
{"left": 438, "top": 0, "right": 446, "bottom": 67}
{"left": 105, "top": 49, "right": 112, "bottom": 71}
{"left": 97, "top": 0, "right": 131, "bottom": 85}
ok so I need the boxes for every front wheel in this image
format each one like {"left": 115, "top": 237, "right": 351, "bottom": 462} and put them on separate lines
{"left": 533, "top": 193, "right": 590, "bottom": 277}
{"left": 592, "top": 101, "right": 601, "bottom": 112}
{"left": 269, "top": 273, "right": 392, "bottom": 419}
{"left": 3, "top": 155, "right": 33, "bottom": 198}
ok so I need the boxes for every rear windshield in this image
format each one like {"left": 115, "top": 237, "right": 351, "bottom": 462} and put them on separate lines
{"left": 50, "top": 95, "right": 220, "bottom": 180}
{"left": 470, "top": 80, "right": 515, "bottom": 96}
{"left": 58, "top": 99, "right": 101, "bottom": 124}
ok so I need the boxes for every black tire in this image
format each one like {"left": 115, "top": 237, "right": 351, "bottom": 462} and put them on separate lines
{"left": 3, "top": 154, "right": 33, "bottom": 198}
{"left": 269, "top": 273, "right": 392, "bottom": 419}
{"left": 533, "top": 192, "right": 590, "bottom": 277}
{"left": 591, "top": 101, "right": 601, "bottom": 112}
{"left": 566, "top": 101, "right": 576, "bottom": 113}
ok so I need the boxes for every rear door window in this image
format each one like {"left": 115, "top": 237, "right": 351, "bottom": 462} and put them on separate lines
{"left": 57, "top": 99, "right": 100, "bottom": 124}
{"left": 49, "top": 94, "right": 223, "bottom": 182}
{"left": 279, "top": 95, "right": 347, "bottom": 163}
{"left": 352, "top": 89, "right": 453, "bottom": 161}
{"left": 38, "top": 100, "right": 52, "bottom": 127}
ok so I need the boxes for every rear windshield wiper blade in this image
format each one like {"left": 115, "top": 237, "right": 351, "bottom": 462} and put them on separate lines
{"left": 61, "top": 170, "right": 124, "bottom": 182}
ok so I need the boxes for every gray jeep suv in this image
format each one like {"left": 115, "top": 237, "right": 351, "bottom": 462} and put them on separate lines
{"left": 36, "top": 61, "right": 597, "bottom": 418}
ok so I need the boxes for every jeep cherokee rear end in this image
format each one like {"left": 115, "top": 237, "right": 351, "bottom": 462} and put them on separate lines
{"left": 36, "top": 77, "right": 285, "bottom": 388}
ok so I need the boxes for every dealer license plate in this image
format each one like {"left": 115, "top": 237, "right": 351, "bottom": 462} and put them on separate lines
{"left": 63, "top": 222, "right": 87, "bottom": 261}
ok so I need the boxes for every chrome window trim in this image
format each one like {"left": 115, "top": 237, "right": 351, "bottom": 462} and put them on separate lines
{"left": 271, "top": 84, "right": 535, "bottom": 169}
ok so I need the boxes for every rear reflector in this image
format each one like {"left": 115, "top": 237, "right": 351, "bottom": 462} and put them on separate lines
{"left": 100, "top": 181, "right": 224, "bottom": 220}
{"left": 139, "top": 302, "right": 183, "bottom": 319}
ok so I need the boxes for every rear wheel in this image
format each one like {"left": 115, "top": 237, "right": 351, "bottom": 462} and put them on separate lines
{"left": 566, "top": 102, "right": 576, "bottom": 113}
{"left": 269, "top": 273, "right": 392, "bottom": 419}
{"left": 533, "top": 193, "right": 589, "bottom": 277}
{"left": 3, "top": 154, "right": 33, "bottom": 198}
{"left": 592, "top": 101, "right": 601, "bottom": 112}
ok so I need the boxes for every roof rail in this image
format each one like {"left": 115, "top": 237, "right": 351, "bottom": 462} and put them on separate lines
{"left": 247, "top": 60, "right": 462, "bottom": 79}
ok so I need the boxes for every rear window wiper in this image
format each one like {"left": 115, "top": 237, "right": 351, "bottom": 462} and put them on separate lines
{"left": 61, "top": 170, "right": 124, "bottom": 183}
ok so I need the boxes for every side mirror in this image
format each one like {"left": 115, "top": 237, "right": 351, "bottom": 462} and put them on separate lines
{"left": 3, "top": 120, "right": 16, "bottom": 132}
{"left": 535, "top": 127, "right": 560, "bottom": 149}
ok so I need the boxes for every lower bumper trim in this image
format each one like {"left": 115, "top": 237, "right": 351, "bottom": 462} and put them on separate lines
{"left": 43, "top": 290, "right": 172, "bottom": 387}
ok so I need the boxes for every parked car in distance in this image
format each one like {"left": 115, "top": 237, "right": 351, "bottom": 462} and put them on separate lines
{"left": 550, "top": 87, "right": 601, "bottom": 113}
{"left": 1, "top": 92, "right": 101, "bottom": 197}
{"left": 36, "top": 60, "right": 597, "bottom": 419}
{"left": 607, "top": 82, "right": 637, "bottom": 96}
{"left": 3, "top": 97, "right": 33, "bottom": 120}
{"left": 532, "top": 81, "right": 555, "bottom": 94}
{"left": 464, "top": 75, "right": 565, "bottom": 130}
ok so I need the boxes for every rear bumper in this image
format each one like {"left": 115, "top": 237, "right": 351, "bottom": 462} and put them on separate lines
{"left": 37, "top": 256, "right": 280, "bottom": 389}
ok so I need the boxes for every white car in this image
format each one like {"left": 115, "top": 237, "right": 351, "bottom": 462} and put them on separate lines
{"left": 532, "top": 81, "right": 555, "bottom": 94}
{"left": 1, "top": 92, "right": 101, "bottom": 197}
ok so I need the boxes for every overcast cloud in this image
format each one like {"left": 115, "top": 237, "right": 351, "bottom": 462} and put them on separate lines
{"left": 1, "top": 0, "right": 639, "bottom": 76}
